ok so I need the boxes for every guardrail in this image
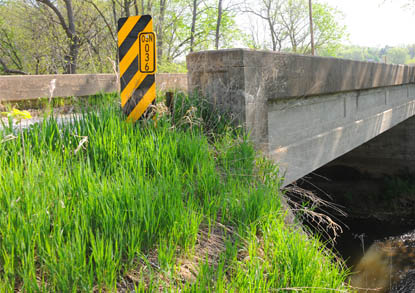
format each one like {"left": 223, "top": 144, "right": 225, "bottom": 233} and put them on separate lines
{"left": 0, "top": 73, "right": 188, "bottom": 102}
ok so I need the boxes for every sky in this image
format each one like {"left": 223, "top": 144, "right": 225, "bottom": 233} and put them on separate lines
{"left": 325, "top": 0, "right": 415, "bottom": 47}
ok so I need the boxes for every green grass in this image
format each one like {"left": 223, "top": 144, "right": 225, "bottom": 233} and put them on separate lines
{"left": 0, "top": 93, "right": 349, "bottom": 291}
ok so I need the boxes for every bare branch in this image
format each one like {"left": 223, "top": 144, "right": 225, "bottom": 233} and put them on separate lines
{"left": 36, "top": 0, "right": 72, "bottom": 39}
{"left": 0, "top": 58, "right": 28, "bottom": 75}
{"left": 85, "top": 0, "right": 116, "bottom": 42}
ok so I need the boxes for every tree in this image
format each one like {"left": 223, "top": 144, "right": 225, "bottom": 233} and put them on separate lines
{"left": 243, "top": 0, "right": 287, "bottom": 51}
{"left": 310, "top": 2, "right": 346, "bottom": 55}
{"left": 243, "top": 0, "right": 346, "bottom": 55}
{"left": 214, "top": 0, "right": 241, "bottom": 50}
{"left": 0, "top": 15, "right": 27, "bottom": 74}
{"left": 0, "top": 58, "right": 27, "bottom": 74}
{"left": 0, "top": 0, "right": 242, "bottom": 74}
{"left": 331, "top": 45, "right": 415, "bottom": 64}
{"left": 159, "top": 0, "right": 241, "bottom": 59}
{"left": 386, "top": 47, "right": 409, "bottom": 64}
{"left": 0, "top": 1, "right": 56, "bottom": 74}
{"left": 36, "top": 0, "right": 80, "bottom": 74}
{"left": 280, "top": 0, "right": 309, "bottom": 53}
{"left": 334, "top": 46, "right": 367, "bottom": 61}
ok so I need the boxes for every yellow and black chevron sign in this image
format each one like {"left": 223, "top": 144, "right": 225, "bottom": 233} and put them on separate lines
{"left": 117, "top": 15, "right": 156, "bottom": 122}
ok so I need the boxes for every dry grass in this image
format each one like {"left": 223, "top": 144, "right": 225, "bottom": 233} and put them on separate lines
{"left": 284, "top": 182, "right": 347, "bottom": 243}
{"left": 117, "top": 222, "right": 233, "bottom": 291}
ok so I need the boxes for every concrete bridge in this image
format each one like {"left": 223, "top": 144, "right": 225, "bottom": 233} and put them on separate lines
{"left": 187, "top": 49, "right": 415, "bottom": 187}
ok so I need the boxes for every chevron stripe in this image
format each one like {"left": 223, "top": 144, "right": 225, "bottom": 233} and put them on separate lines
{"left": 120, "top": 56, "right": 139, "bottom": 93}
{"left": 127, "top": 81, "right": 156, "bottom": 122}
{"left": 117, "top": 16, "right": 139, "bottom": 47}
{"left": 121, "top": 70, "right": 145, "bottom": 107}
{"left": 123, "top": 75, "right": 155, "bottom": 117}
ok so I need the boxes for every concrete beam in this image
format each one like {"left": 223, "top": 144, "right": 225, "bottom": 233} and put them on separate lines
{"left": 187, "top": 49, "right": 415, "bottom": 186}
{"left": 187, "top": 49, "right": 415, "bottom": 100}
{"left": 0, "top": 74, "right": 117, "bottom": 101}
{"left": 0, "top": 73, "right": 188, "bottom": 101}
{"left": 268, "top": 86, "right": 415, "bottom": 185}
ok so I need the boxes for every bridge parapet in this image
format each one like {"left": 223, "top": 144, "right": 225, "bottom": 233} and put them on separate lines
{"left": 187, "top": 49, "right": 415, "bottom": 186}
{"left": 0, "top": 73, "right": 188, "bottom": 102}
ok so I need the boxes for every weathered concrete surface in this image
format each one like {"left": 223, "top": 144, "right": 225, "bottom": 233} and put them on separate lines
{"left": 268, "top": 85, "right": 415, "bottom": 185}
{"left": 0, "top": 73, "right": 188, "bottom": 101}
{"left": 156, "top": 73, "right": 188, "bottom": 92}
{"left": 187, "top": 49, "right": 415, "bottom": 99}
{"left": 187, "top": 49, "right": 415, "bottom": 186}
{"left": 0, "top": 74, "right": 117, "bottom": 101}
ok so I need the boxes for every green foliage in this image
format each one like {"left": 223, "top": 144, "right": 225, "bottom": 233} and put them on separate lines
{"left": 0, "top": 0, "right": 116, "bottom": 74}
{"left": 161, "top": 0, "right": 242, "bottom": 59}
{"left": 329, "top": 45, "right": 382, "bottom": 62}
{"left": 0, "top": 93, "right": 349, "bottom": 291}
{"left": 312, "top": 2, "right": 348, "bottom": 56}
{"left": 407, "top": 57, "right": 415, "bottom": 65}
{"left": 243, "top": 0, "right": 347, "bottom": 55}
{"left": 386, "top": 47, "right": 410, "bottom": 64}
{"left": 329, "top": 44, "right": 415, "bottom": 64}
{"left": 157, "top": 58, "right": 187, "bottom": 73}
{"left": 0, "top": 3, "right": 30, "bottom": 73}
{"left": 0, "top": 0, "right": 242, "bottom": 74}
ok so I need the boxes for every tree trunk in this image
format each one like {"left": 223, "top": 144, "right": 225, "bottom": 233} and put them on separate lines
{"left": 37, "top": 0, "right": 80, "bottom": 74}
{"left": 64, "top": 0, "right": 78, "bottom": 74}
{"left": 215, "top": 0, "right": 223, "bottom": 50}
{"left": 124, "top": 0, "right": 131, "bottom": 17}
{"left": 265, "top": 0, "right": 277, "bottom": 51}
{"left": 134, "top": 0, "right": 139, "bottom": 15}
{"left": 190, "top": 0, "right": 197, "bottom": 52}
{"left": 112, "top": 0, "right": 117, "bottom": 25}
{"left": 147, "top": 0, "right": 152, "bottom": 13}
{"left": 267, "top": 18, "right": 277, "bottom": 51}
{"left": 308, "top": 0, "right": 315, "bottom": 55}
{"left": 157, "top": 0, "right": 166, "bottom": 60}
{"left": 65, "top": 40, "right": 79, "bottom": 74}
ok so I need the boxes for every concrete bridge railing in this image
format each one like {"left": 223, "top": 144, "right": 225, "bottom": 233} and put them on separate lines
{"left": 187, "top": 49, "right": 415, "bottom": 187}
{"left": 0, "top": 73, "right": 187, "bottom": 102}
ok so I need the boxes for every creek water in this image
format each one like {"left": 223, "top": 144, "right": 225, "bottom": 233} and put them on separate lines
{"left": 287, "top": 165, "right": 415, "bottom": 291}
{"left": 331, "top": 218, "right": 414, "bottom": 268}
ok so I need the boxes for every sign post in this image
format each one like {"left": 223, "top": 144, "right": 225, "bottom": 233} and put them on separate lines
{"left": 117, "top": 15, "right": 157, "bottom": 122}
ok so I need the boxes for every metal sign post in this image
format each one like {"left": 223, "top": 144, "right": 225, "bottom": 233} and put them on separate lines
{"left": 117, "top": 15, "right": 157, "bottom": 122}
